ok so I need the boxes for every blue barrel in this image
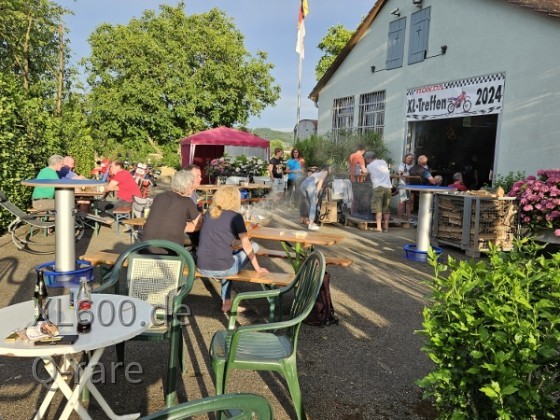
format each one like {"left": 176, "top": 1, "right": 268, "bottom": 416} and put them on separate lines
{"left": 35, "top": 260, "right": 94, "bottom": 288}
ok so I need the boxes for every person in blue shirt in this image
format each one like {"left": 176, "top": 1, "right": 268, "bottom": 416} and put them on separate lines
{"left": 285, "top": 148, "right": 305, "bottom": 206}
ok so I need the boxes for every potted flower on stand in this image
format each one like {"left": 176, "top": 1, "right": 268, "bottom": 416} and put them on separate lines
{"left": 508, "top": 169, "right": 560, "bottom": 243}
{"left": 229, "top": 155, "right": 269, "bottom": 181}
{"left": 205, "top": 157, "right": 231, "bottom": 184}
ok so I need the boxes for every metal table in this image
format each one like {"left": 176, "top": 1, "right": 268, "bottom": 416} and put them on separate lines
{"left": 22, "top": 179, "right": 106, "bottom": 272}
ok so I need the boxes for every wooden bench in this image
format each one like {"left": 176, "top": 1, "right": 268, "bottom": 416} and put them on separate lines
{"left": 256, "top": 248, "right": 353, "bottom": 267}
{"left": 80, "top": 250, "right": 294, "bottom": 287}
{"left": 113, "top": 205, "right": 132, "bottom": 234}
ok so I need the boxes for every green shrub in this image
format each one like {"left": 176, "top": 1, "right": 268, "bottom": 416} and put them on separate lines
{"left": 495, "top": 171, "right": 526, "bottom": 194}
{"left": 418, "top": 241, "right": 560, "bottom": 419}
{"left": 295, "top": 130, "right": 390, "bottom": 171}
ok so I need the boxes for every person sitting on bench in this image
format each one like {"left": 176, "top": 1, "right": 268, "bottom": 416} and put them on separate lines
{"left": 98, "top": 160, "right": 141, "bottom": 216}
{"left": 32, "top": 154, "right": 64, "bottom": 211}
{"left": 142, "top": 170, "right": 202, "bottom": 252}
{"left": 196, "top": 185, "right": 269, "bottom": 313}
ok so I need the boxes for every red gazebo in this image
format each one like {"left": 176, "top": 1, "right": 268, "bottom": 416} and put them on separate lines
{"left": 180, "top": 127, "right": 270, "bottom": 182}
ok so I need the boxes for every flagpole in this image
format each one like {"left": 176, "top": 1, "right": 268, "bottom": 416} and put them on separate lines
{"left": 295, "top": 51, "right": 303, "bottom": 143}
{"left": 295, "top": 0, "right": 308, "bottom": 143}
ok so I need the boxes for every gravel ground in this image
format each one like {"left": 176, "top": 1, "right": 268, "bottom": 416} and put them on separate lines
{"left": 0, "top": 187, "right": 473, "bottom": 419}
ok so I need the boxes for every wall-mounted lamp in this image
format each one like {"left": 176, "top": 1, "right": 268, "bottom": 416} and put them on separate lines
{"left": 441, "top": 45, "right": 448, "bottom": 55}
{"left": 412, "top": 0, "right": 423, "bottom": 6}
{"left": 370, "top": 66, "right": 376, "bottom": 73}
{"left": 390, "top": 8, "right": 400, "bottom": 17}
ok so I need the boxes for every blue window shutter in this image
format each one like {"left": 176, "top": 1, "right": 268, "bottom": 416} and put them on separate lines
{"left": 386, "top": 17, "right": 406, "bottom": 70}
{"left": 408, "top": 7, "right": 431, "bottom": 64}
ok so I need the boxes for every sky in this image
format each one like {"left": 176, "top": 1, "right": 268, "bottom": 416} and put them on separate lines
{"left": 55, "top": 0, "right": 374, "bottom": 132}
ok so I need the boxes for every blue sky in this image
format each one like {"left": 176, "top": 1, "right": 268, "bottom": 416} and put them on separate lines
{"left": 55, "top": 0, "right": 374, "bottom": 132}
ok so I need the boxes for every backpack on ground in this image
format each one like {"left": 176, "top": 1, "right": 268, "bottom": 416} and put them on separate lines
{"left": 408, "top": 164, "right": 427, "bottom": 185}
{"left": 304, "top": 272, "right": 339, "bottom": 326}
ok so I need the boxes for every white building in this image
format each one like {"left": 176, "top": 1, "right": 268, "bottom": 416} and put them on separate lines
{"left": 310, "top": 0, "right": 560, "bottom": 186}
{"left": 294, "top": 119, "right": 318, "bottom": 141}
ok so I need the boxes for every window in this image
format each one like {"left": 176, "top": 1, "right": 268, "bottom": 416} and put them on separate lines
{"left": 358, "top": 91, "right": 385, "bottom": 138}
{"left": 408, "top": 7, "right": 431, "bottom": 64}
{"left": 386, "top": 17, "right": 406, "bottom": 70}
{"left": 331, "top": 96, "right": 354, "bottom": 141}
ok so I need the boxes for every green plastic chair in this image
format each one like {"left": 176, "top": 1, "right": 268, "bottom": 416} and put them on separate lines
{"left": 210, "top": 250, "right": 326, "bottom": 420}
{"left": 141, "top": 393, "right": 273, "bottom": 420}
{"left": 94, "top": 239, "right": 196, "bottom": 407}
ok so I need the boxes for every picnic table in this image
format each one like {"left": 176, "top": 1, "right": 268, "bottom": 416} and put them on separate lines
{"left": 247, "top": 226, "right": 346, "bottom": 272}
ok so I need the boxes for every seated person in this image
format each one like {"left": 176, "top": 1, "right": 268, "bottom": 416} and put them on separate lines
{"left": 184, "top": 164, "right": 202, "bottom": 208}
{"left": 97, "top": 160, "right": 141, "bottom": 216}
{"left": 58, "top": 155, "right": 90, "bottom": 212}
{"left": 197, "top": 185, "right": 268, "bottom": 313}
{"left": 90, "top": 159, "right": 111, "bottom": 181}
{"left": 448, "top": 172, "right": 468, "bottom": 191}
{"left": 32, "top": 155, "right": 64, "bottom": 211}
{"left": 57, "top": 156, "right": 86, "bottom": 180}
{"left": 433, "top": 175, "right": 443, "bottom": 186}
{"left": 142, "top": 170, "right": 202, "bottom": 250}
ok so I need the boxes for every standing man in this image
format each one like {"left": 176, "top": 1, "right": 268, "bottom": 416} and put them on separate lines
{"left": 347, "top": 144, "right": 367, "bottom": 182}
{"left": 268, "top": 147, "right": 285, "bottom": 197}
{"left": 32, "top": 155, "right": 64, "bottom": 211}
{"left": 365, "top": 151, "right": 392, "bottom": 233}
{"left": 98, "top": 160, "right": 141, "bottom": 216}
{"left": 397, "top": 153, "right": 414, "bottom": 221}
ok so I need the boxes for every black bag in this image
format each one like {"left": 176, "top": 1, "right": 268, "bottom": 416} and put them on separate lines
{"left": 408, "top": 164, "right": 427, "bottom": 185}
{"left": 304, "top": 272, "right": 339, "bottom": 326}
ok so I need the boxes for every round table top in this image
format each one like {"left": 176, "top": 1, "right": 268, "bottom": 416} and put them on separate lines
{"left": 400, "top": 185, "right": 457, "bottom": 193}
{"left": 22, "top": 179, "right": 107, "bottom": 188}
{"left": 0, "top": 294, "right": 153, "bottom": 357}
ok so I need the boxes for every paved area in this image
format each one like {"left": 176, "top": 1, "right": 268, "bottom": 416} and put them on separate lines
{"left": 0, "top": 189, "right": 474, "bottom": 419}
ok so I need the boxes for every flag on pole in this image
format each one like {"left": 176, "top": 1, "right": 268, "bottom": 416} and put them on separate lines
{"left": 296, "top": 0, "right": 309, "bottom": 58}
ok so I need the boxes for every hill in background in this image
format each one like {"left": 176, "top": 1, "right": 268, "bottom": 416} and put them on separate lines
{"left": 252, "top": 128, "right": 294, "bottom": 145}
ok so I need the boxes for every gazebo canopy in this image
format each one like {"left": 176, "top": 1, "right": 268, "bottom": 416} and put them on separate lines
{"left": 180, "top": 126, "right": 270, "bottom": 168}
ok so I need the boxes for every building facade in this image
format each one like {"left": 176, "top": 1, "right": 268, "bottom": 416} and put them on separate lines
{"left": 310, "top": 0, "right": 560, "bottom": 186}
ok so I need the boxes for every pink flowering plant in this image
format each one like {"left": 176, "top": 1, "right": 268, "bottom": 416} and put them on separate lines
{"left": 508, "top": 169, "right": 560, "bottom": 236}
{"left": 205, "top": 156, "right": 231, "bottom": 180}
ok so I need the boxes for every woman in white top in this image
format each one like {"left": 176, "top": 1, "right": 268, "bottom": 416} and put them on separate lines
{"left": 299, "top": 165, "right": 333, "bottom": 231}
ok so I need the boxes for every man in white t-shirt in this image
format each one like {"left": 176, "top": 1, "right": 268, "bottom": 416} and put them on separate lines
{"left": 365, "top": 151, "right": 392, "bottom": 233}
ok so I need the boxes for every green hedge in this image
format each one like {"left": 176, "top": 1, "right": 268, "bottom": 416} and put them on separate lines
{"left": 419, "top": 241, "right": 560, "bottom": 419}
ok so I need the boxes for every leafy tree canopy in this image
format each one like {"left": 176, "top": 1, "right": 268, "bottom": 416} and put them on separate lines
{"left": 0, "top": 0, "right": 69, "bottom": 97}
{"left": 84, "top": 3, "right": 281, "bottom": 159}
{"left": 315, "top": 24, "right": 353, "bottom": 81}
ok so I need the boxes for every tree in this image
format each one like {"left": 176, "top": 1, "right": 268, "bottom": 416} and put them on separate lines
{"left": 84, "top": 3, "right": 281, "bottom": 164}
{"left": 315, "top": 24, "right": 353, "bottom": 81}
{"left": 0, "top": 0, "right": 80, "bottom": 233}
{"left": 0, "top": 0, "right": 69, "bottom": 97}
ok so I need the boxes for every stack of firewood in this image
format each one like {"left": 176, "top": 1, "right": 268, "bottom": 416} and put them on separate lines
{"left": 435, "top": 195, "right": 517, "bottom": 251}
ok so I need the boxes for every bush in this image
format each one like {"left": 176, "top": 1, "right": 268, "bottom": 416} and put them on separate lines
{"left": 295, "top": 130, "right": 390, "bottom": 171}
{"left": 418, "top": 241, "right": 560, "bottom": 419}
{"left": 495, "top": 171, "right": 526, "bottom": 194}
